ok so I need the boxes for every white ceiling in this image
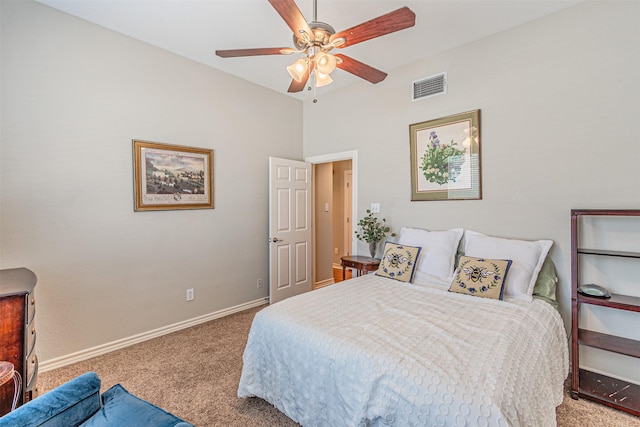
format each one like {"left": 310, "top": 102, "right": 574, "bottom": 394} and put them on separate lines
{"left": 36, "top": 0, "right": 581, "bottom": 100}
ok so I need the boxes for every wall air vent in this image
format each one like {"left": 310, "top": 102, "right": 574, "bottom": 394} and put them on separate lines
{"left": 412, "top": 72, "right": 447, "bottom": 101}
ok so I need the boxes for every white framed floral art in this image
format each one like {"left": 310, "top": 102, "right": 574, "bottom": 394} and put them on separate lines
{"left": 409, "top": 110, "right": 481, "bottom": 201}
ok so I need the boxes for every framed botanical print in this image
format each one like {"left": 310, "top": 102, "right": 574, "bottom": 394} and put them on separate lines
{"left": 409, "top": 110, "right": 481, "bottom": 201}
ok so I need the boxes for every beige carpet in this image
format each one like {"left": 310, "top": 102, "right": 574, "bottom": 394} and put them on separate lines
{"left": 37, "top": 305, "right": 639, "bottom": 426}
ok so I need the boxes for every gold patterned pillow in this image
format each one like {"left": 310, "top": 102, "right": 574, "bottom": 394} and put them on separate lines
{"left": 375, "top": 242, "right": 421, "bottom": 283}
{"left": 449, "top": 256, "right": 512, "bottom": 300}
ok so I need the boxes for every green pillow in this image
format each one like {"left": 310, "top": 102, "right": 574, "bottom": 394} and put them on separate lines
{"left": 376, "top": 242, "right": 421, "bottom": 283}
{"left": 532, "top": 256, "right": 559, "bottom": 309}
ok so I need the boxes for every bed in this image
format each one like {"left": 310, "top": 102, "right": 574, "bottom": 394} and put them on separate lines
{"left": 238, "top": 228, "right": 569, "bottom": 426}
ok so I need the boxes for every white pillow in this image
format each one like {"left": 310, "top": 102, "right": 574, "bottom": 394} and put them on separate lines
{"left": 412, "top": 270, "right": 452, "bottom": 289}
{"left": 398, "top": 227, "right": 463, "bottom": 279}
{"left": 463, "top": 230, "right": 552, "bottom": 302}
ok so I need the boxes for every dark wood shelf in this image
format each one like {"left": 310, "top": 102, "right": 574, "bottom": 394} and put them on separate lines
{"left": 574, "top": 369, "right": 640, "bottom": 416}
{"left": 578, "top": 329, "right": 640, "bottom": 358}
{"left": 571, "top": 209, "right": 640, "bottom": 417}
{"left": 571, "top": 209, "right": 640, "bottom": 217}
{"left": 577, "top": 293, "right": 640, "bottom": 312}
{"left": 577, "top": 248, "right": 640, "bottom": 259}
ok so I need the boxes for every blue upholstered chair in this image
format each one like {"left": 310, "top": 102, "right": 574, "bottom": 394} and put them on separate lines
{"left": 0, "top": 372, "right": 193, "bottom": 427}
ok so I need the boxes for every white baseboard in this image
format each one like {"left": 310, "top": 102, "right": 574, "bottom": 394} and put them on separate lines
{"left": 39, "top": 297, "right": 269, "bottom": 372}
{"left": 314, "top": 278, "right": 335, "bottom": 289}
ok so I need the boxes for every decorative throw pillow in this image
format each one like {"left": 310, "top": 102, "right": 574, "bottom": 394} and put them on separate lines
{"left": 375, "top": 242, "right": 421, "bottom": 283}
{"left": 463, "top": 231, "right": 553, "bottom": 302}
{"left": 532, "top": 256, "right": 559, "bottom": 309}
{"left": 449, "top": 256, "right": 512, "bottom": 300}
{"left": 397, "top": 227, "right": 463, "bottom": 279}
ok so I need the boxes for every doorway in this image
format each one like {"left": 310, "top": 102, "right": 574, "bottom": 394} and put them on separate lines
{"left": 305, "top": 151, "right": 358, "bottom": 289}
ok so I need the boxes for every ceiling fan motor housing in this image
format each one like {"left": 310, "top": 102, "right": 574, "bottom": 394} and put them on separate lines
{"left": 293, "top": 21, "right": 335, "bottom": 51}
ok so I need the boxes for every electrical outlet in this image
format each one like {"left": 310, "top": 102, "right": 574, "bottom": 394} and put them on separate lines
{"left": 257, "top": 279, "right": 263, "bottom": 289}
{"left": 186, "top": 288, "right": 194, "bottom": 301}
{"left": 334, "top": 248, "right": 339, "bottom": 255}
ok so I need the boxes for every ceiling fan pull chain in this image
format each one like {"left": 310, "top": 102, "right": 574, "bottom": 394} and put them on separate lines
{"left": 313, "top": 74, "right": 318, "bottom": 103}
{"left": 311, "top": 45, "right": 317, "bottom": 103}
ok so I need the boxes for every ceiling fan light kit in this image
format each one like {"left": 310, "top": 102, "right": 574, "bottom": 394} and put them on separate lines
{"left": 315, "top": 51, "right": 336, "bottom": 75}
{"left": 314, "top": 69, "right": 332, "bottom": 87}
{"left": 287, "top": 58, "right": 308, "bottom": 82}
{"left": 215, "top": 0, "right": 416, "bottom": 101}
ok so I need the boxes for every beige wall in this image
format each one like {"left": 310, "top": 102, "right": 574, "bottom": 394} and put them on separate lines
{"left": 1, "top": 1, "right": 302, "bottom": 363}
{"left": 313, "top": 163, "right": 333, "bottom": 284}
{"left": 332, "top": 160, "right": 352, "bottom": 265}
{"left": 303, "top": 1, "right": 640, "bottom": 383}
{"left": 3, "top": 0, "right": 639, "bottom": 383}
{"left": 314, "top": 160, "right": 353, "bottom": 283}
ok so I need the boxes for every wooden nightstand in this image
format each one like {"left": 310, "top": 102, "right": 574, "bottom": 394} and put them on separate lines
{"left": 340, "top": 256, "right": 380, "bottom": 280}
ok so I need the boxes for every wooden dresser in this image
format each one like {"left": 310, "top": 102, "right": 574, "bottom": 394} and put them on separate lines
{"left": 0, "top": 268, "right": 38, "bottom": 416}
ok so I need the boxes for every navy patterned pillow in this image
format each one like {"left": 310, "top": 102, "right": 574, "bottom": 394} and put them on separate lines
{"left": 375, "top": 242, "right": 421, "bottom": 283}
{"left": 449, "top": 256, "right": 512, "bottom": 300}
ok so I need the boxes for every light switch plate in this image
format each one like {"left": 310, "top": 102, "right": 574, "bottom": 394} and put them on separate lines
{"left": 371, "top": 203, "right": 380, "bottom": 213}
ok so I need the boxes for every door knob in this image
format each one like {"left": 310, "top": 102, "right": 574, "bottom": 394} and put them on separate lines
{"left": 270, "top": 237, "right": 281, "bottom": 243}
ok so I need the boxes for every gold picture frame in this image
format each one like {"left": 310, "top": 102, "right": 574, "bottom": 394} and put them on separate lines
{"left": 409, "top": 110, "right": 481, "bottom": 201}
{"left": 132, "top": 140, "right": 214, "bottom": 211}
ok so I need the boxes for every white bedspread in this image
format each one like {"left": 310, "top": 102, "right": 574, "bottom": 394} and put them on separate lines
{"left": 238, "top": 274, "right": 569, "bottom": 426}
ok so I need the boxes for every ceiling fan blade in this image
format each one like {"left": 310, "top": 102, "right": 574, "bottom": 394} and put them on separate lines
{"left": 268, "top": 0, "right": 313, "bottom": 41}
{"left": 287, "top": 76, "right": 308, "bottom": 93}
{"left": 216, "top": 47, "right": 294, "bottom": 58}
{"left": 334, "top": 54, "right": 387, "bottom": 84}
{"left": 330, "top": 7, "right": 416, "bottom": 48}
{"left": 287, "top": 62, "right": 313, "bottom": 93}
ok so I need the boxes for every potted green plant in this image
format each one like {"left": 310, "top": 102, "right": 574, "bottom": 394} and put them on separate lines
{"left": 355, "top": 209, "right": 396, "bottom": 258}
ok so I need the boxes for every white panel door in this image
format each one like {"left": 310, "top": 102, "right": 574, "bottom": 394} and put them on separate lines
{"left": 269, "top": 157, "right": 312, "bottom": 304}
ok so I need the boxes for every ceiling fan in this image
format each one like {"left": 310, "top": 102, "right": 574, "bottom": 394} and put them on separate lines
{"left": 215, "top": 0, "right": 416, "bottom": 99}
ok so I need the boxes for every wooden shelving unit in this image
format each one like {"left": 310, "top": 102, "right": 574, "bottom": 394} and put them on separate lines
{"left": 571, "top": 209, "right": 640, "bottom": 416}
